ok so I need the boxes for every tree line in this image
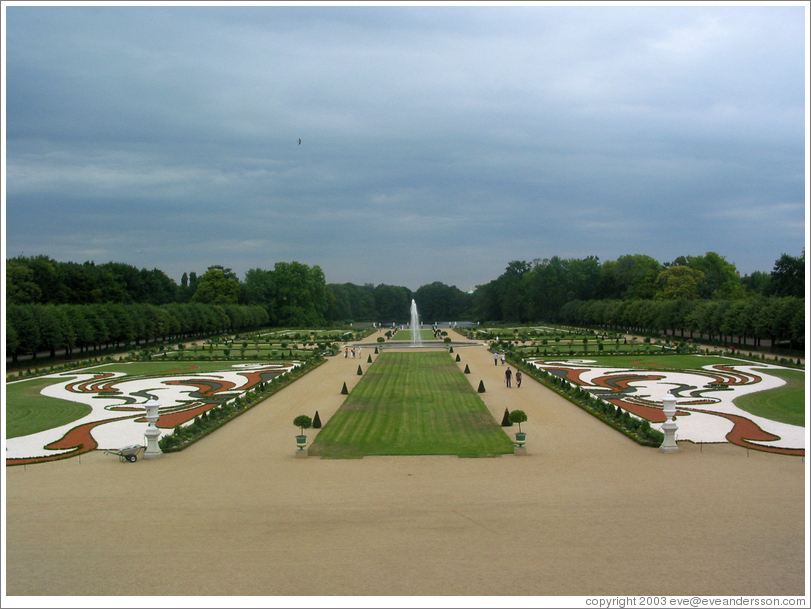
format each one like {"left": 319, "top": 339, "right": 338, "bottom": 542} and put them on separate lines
{"left": 6, "top": 302, "right": 269, "bottom": 362}
{"left": 5, "top": 255, "right": 476, "bottom": 326}
{"left": 5, "top": 249, "right": 805, "bottom": 358}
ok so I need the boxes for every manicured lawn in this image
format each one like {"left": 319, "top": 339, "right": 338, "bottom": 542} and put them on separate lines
{"left": 309, "top": 351, "right": 514, "bottom": 458}
{"left": 6, "top": 379, "right": 92, "bottom": 439}
{"left": 83, "top": 361, "right": 280, "bottom": 376}
{"left": 5, "top": 361, "right": 292, "bottom": 440}
{"left": 390, "top": 329, "right": 438, "bottom": 341}
{"left": 529, "top": 354, "right": 805, "bottom": 429}
{"left": 734, "top": 368, "right": 806, "bottom": 427}
{"left": 550, "top": 354, "right": 734, "bottom": 369}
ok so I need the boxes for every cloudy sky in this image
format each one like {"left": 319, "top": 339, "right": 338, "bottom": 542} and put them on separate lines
{"left": 3, "top": 3, "right": 807, "bottom": 291}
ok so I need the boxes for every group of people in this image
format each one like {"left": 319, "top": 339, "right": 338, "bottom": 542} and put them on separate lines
{"left": 504, "top": 366, "right": 521, "bottom": 388}
{"left": 344, "top": 347, "right": 362, "bottom": 358}
{"left": 494, "top": 351, "right": 521, "bottom": 388}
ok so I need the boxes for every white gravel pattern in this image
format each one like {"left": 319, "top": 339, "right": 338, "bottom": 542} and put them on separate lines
{"left": 529, "top": 356, "right": 804, "bottom": 449}
{"left": 6, "top": 362, "right": 298, "bottom": 459}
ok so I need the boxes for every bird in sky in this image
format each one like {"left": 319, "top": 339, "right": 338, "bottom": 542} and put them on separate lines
{"left": 298, "top": 139, "right": 301, "bottom": 145}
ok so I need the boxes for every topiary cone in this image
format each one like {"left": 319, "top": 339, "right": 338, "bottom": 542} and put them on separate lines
{"left": 501, "top": 408, "right": 512, "bottom": 427}
{"left": 464, "top": 364, "right": 470, "bottom": 374}
{"left": 341, "top": 382, "right": 348, "bottom": 395}
{"left": 313, "top": 410, "right": 322, "bottom": 429}
{"left": 367, "top": 355, "right": 372, "bottom": 363}
{"left": 455, "top": 354, "right": 461, "bottom": 362}
{"left": 477, "top": 380, "right": 486, "bottom": 393}
{"left": 357, "top": 365, "right": 363, "bottom": 375}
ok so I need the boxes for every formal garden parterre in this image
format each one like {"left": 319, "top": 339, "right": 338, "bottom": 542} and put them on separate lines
{"left": 4, "top": 328, "right": 372, "bottom": 465}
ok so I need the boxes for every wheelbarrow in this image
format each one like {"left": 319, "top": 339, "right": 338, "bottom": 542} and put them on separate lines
{"left": 104, "top": 444, "right": 145, "bottom": 463}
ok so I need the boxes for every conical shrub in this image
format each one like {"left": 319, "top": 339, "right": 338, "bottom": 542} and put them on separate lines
{"left": 464, "top": 364, "right": 470, "bottom": 374}
{"left": 455, "top": 354, "right": 461, "bottom": 362}
{"left": 313, "top": 411, "right": 322, "bottom": 428}
{"left": 357, "top": 365, "right": 363, "bottom": 375}
{"left": 501, "top": 408, "right": 512, "bottom": 427}
{"left": 341, "top": 382, "right": 348, "bottom": 395}
{"left": 477, "top": 380, "right": 486, "bottom": 393}
{"left": 367, "top": 355, "right": 372, "bottom": 363}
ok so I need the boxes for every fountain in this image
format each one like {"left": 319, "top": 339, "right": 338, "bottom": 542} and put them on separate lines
{"left": 410, "top": 299, "right": 423, "bottom": 347}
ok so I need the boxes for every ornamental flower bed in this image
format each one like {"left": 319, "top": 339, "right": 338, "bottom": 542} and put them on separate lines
{"left": 513, "top": 354, "right": 804, "bottom": 456}
{"left": 6, "top": 355, "right": 325, "bottom": 465}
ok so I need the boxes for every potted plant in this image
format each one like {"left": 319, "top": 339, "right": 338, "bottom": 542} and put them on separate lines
{"left": 293, "top": 415, "right": 312, "bottom": 450}
{"left": 509, "top": 410, "right": 528, "bottom": 446}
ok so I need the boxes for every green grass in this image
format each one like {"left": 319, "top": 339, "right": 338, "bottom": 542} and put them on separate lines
{"left": 734, "top": 368, "right": 806, "bottom": 427}
{"left": 390, "top": 329, "right": 438, "bottom": 341}
{"left": 528, "top": 354, "right": 805, "bottom": 428}
{"left": 5, "top": 379, "right": 92, "bottom": 439}
{"left": 530, "top": 354, "right": 733, "bottom": 369}
{"left": 79, "top": 361, "right": 287, "bottom": 376}
{"left": 309, "top": 352, "right": 514, "bottom": 458}
{"left": 5, "top": 361, "right": 292, "bottom": 439}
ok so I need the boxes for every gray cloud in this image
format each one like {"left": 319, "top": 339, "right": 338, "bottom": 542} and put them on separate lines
{"left": 4, "top": 4, "right": 806, "bottom": 291}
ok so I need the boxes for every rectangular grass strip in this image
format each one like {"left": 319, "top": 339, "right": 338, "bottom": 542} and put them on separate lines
{"left": 309, "top": 351, "right": 514, "bottom": 458}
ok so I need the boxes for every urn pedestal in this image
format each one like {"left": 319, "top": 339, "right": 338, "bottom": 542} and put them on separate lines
{"left": 143, "top": 398, "right": 163, "bottom": 459}
{"left": 295, "top": 435, "right": 308, "bottom": 457}
{"left": 514, "top": 431, "right": 527, "bottom": 455}
{"left": 659, "top": 392, "right": 680, "bottom": 454}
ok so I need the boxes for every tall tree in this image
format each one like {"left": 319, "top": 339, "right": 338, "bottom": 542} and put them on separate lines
{"left": 191, "top": 267, "right": 241, "bottom": 305}
{"left": 655, "top": 266, "right": 704, "bottom": 300}
{"left": 769, "top": 252, "right": 804, "bottom": 298}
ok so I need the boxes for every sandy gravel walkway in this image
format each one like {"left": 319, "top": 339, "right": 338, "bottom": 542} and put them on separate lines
{"left": 4, "top": 330, "right": 807, "bottom": 599}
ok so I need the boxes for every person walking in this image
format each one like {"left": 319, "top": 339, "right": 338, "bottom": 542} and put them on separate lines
{"left": 494, "top": 351, "right": 498, "bottom": 366}
{"left": 500, "top": 353, "right": 506, "bottom": 365}
{"left": 515, "top": 370, "right": 522, "bottom": 388}
{"left": 505, "top": 366, "right": 512, "bottom": 388}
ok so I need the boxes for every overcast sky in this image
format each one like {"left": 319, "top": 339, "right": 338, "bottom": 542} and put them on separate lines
{"left": 3, "top": 3, "right": 808, "bottom": 292}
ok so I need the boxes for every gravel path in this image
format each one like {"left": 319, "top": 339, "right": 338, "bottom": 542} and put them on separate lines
{"left": 4, "top": 330, "right": 806, "bottom": 598}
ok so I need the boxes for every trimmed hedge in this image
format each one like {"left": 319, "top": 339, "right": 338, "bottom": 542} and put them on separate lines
{"left": 506, "top": 354, "right": 664, "bottom": 447}
{"left": 158, "top": 355, "right": 326, "bottom": 452}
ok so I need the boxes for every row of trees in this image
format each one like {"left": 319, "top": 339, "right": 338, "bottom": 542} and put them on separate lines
{"left": 5, "top": 250, "right": 805, "bottom": 348}
{"left": 557, "top": 296, "right": 805, "bottom": 351}
{"left": 471, "top": 251, "right": 805, "bottom": 322}
{"left": 326, "top": 281, "right": 473, "bottom": 324}
{"left": 6, "top": 255, "right": 475, "bottom": 326}
{"left": 6, "top": 302, "right": 269, "bottom": 362}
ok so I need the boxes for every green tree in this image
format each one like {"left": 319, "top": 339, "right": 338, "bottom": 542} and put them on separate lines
{"left": 373, "top": 283, "right": 411, "bottom": 323}
{"left": 673, "top": 252, "right": 743, "bottom": 299}
{"left": 769, "top": 252, "right": 804, "bottom": 298}
{"left": 6, "top": 305, "right": 40, "bottom": 361}
{"left": 655, "top": 266, "right": 704, "bottom": 300}
{"left": 272, "top": 262, "right": 329, "bottom": 326}
{"left": 741, "top": 270, "right": 772, "bottom": 295}
{"left": 191, "top": 267, "right": 241, "bottom": 305}
{"left": 6, "top": 258, "right": 43, "bottom": 304}
{"left": 415, "top": 282, "right": 473, "bottom": 321}
{"left": 599, "top": 254, "right": 663, "bottom": 300}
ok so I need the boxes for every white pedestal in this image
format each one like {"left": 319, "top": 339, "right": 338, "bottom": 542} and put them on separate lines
{"left": 659, "top": 393, "right": 680, "bottom": 454}
{"left": 143, "top": 398, "right": 163, "bottom": 459}
{"left": 143, "top": 427, "right": 163, "bottom": 459}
